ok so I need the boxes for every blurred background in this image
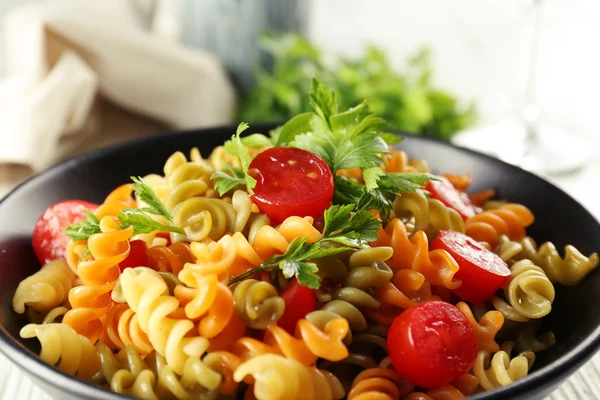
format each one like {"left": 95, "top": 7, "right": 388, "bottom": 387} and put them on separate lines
{"left": 0, "top": 0, "right": 598, "bottom": 206}
{"left": 0, "top": 1, "right": 600, "bottom": 399}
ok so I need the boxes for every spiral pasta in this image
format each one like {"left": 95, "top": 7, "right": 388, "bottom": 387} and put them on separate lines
{"left": 233, "top": 354, "right": 345, "bottom": 400}
{"left": 63, "top": 216, "right": 133, "bottom": 342}
{"left": 233, "top": 279, "right": 285, "bottom": 329}
{"left": 146, "top": 241, "right": 195, "bottom": 275}
{"left": 515, "top": 237, "right": 599, "bottom": 286}
{"left": 319, "top": 247, "right": 394, "bottom": 333}
{"left": 504, "top": 259, "right": 555, "bottom": 320}
{"left": 465, "top": 204, "right": 534, "bottom": 248}
{"left": 20, "top": 323, "right": 100, "bottom": 379}
{"left": 392, "top": 190, "right": 464, "bottom": 240}
{"left": 347, "top": 368, "right": 413, "bottom": 400}
{"left": 403, "top": 374, "right": 479, "bottom": 400}
{"left": 456, "top": 302, "right": 504, "bottom": 353}
{"left": 472, "top": 350, "right": 534, "bottom": 391}
{"left": 117, "top": 267, "right": 223, "bottom": 393}
{"left": 373, "top": 218, "right": 460, "bottom": 290}
{"left": 95, "top": 184, "right": 136, "bottom": 219}
{"left": 13, "top": 260, "right": 76, "bottom": 314}
{"left": 94, "top": 343, "right": 202, "bottom": 400}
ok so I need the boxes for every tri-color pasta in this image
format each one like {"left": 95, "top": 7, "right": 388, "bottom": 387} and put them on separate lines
{"left": 12, "top": 82, "right": 600, "bottom": 400}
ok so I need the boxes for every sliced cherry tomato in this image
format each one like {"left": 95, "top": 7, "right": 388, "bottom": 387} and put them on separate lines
{"left": 32, "top": 200, "right": 99, "bottom": 265}
{"left": 431, "top": 230, "right": 511, "bottom": 304}
{"left": 426, "top": 176, "right": 480, "bottom": 220}
{"left": 248, "top": 147, "right": 334, "bottom": 224}
{"left": 388, "top": 300, "right": 477, "bottom": 388}
{"left": 118, "top": 240, "right": 148, "bottom": 272}
{"left": 278, "top": 278, "right": 317, "bottom": 334}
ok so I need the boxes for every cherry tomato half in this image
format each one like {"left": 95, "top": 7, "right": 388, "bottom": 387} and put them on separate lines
{"left": 32, "top": 200, "right": 99, "bottom": 265}
{"left": 388, "top": 300, "right": 477, "bottom": 388}
{"left": 248, "top": 147, "right": 334, "bottom": 224}
{"left": 118, "top": 240, "right": 148, "bottom": 272}
{"left": 278, "top": 278, "right": 317, "bottom": 334}
{"left": 426, "top": 177, "right": 480, "bottom": 220}
{"left": 431, "top": 230, "right": 511, "bottom": 304}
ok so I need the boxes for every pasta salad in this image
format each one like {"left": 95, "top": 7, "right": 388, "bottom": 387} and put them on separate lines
{"left": 13, "top": 80, "right": 599, "bottom": 400}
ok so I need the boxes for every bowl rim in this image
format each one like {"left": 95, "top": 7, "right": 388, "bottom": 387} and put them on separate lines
{"left": 1, "top": 123, "right": 599, "bottom": 400}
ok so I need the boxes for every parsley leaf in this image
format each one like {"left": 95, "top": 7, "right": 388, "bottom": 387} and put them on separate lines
{"left": 322, "top": 205, "right": 380, "bottom": 244}
{"left": 228, "top": 204, "right": 381, "bottom": 288}
{"left": 309, "top": 79, "right": 337, "bottom": 127}
{"left": 223, "top": 133, "right": 271, "bottom": 153}
{"left": 117, "top": 209, "right": 185, "bottom": 236}
{"left": 288, "top": 81, "right": 392, "bottom": 174}
{"left": 381, "top": 172, "right": 436, "bottom": 194}
{"left": 363, "top": 167, "right": 386, "bottom": 191}
{"left": 212, "top": 168, "right": 246, "bottom": 196}
{"left": 131, "top": 176, "right": 173, "bottom": 221}
{"left": 211, "top": 123, "right": 258, "bottom": 195}
{"left": 64, "top": 210, "right": 101, "bottom": 241}
{"left": 271, "top": 112, "right": 316, "bottom": 147}
{"left": 281, "top": 261, "right": 321, "bottom": 289}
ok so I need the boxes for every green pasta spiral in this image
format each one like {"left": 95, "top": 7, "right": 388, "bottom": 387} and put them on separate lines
{"left": 233, "top": 279, "right": 285, "bottom": 329}
{"left": 319, "top": 247, "right": 394, "bottom": 333}
{"left": 392, "top": 190, "right": 464, "bottom": 240}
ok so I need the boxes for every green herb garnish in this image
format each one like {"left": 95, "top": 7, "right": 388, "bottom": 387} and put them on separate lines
{"left": 211, "top": 123, "right": 258, "bottom": 196}
{"left": 64, "top": 211, "right": 101, "bottom": 241}
{"left": 65, "top": 177, "right": 184, "bottom": 241}
{"left": 228, "top": 204, "right": 380, "bottom": 288}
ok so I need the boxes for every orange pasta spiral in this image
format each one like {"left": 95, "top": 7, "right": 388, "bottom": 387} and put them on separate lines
{"left": 204, "top": 317, "right": 349, "bottom": 394}
{"left": 382, "top": 149, "right": 418, "bottom": 173}
{"left": 146, "top": 241, "right": 195, "bottom": 275}
{"left": 63, "top": 216, "right": 133, "bottom": 343}
{"left": 403, "top": 374, "right": 479, "bottom": 400}
{"left": 465, "top": 204, "right": 534, "bottom": 248}
{"left": 456, "top": 302, "right": 504, "bottom": 353}
{"left": 348, "top": 368, "right": 415, "bottom": 400}
{"left": 99, "top": 303, "right": 153, "bottom": 354}
{"left": 95, "top": 184, "right": 135, "bottom": 219}
{"left": 373, "top": 218, "right": 460, "bottom": 290}
{"left": 190, "top": 216, "right": 322, "bottom": 282}
{"left": 442, "top": 173, "right": 472, "bottom": 192}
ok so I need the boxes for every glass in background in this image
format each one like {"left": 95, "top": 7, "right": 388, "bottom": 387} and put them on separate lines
{"left": 180, "top": 0, "right": 309, "bottom": 95}
{"left": 454, "top": 0, "right": 591, "bottom": 176}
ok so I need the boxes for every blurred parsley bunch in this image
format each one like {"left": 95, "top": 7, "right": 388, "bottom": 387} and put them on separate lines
{"left": 239, "top": 33, "right": 476, "bottom": 141}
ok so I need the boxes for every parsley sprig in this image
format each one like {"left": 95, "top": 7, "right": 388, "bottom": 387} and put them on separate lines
{"left": 211, "top": 123, "right": 259, "bottom": 196}
{"left": 228, "top": 204, "right": 379, "bottom": 288}
{"left": 64, "top": 211, "right": 101, "bottom": 241}
{"left": 64, "top": 176, "right": 184, "bottom": 241}
{"left": 271, "top": 79, "right": 437, "bottom": 217}
{"left": 211, "top": 79, "right": 436, "bottom": 217}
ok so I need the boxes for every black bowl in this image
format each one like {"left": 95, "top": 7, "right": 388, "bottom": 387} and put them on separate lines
{"left": 0, "top": 124, "right": 599, "bottom": 400}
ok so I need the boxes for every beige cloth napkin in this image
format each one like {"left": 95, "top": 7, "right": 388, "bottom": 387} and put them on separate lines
{"left": 0, "top": 0, "right": 236, "bottom": 177}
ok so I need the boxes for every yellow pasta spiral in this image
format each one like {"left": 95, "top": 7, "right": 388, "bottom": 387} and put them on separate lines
{"left": 233, "top": 354, "right": 344, "bottom": 400}
{"left": 118, "top": 267, "right": 222, "bottom": 391}
{"left": 13, "top": 260, "right": 76, "bottom": 314}
{"left": 504, "top": 259, "right": 555, "bottom": 319}
{"left": 473, "top": 350, "right": 534, "bottom": 390}
{"left": 517, "top": 237, "right": 600, "bottom": 286}
{"left": 20, "top": 323, "right": 100, "bottom": 379}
